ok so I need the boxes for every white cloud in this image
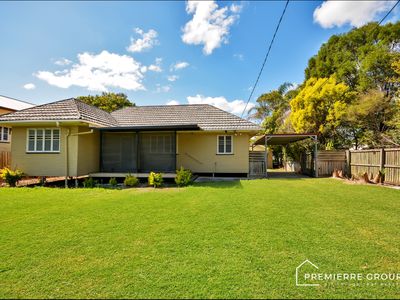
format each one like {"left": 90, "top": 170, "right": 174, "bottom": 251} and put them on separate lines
{"left": 148, "top": 57, "right": 163, "bottom": 72}
{"left": 166, "top": 100, "right": 180, "bottom": 105}
{"left": 36, "top": 50, "right": 145, "bottom": 92}
{"left": 230, "top": 3, "right": 243, "bottom": 14}
{"left": 186, "top": 94, "right": 254, "bottom": 115}
{"left": 181, "top": 1, "right": 241, "bottom": 55}
{"left": 170, "top": 61, "right": 189, "bottom": 71}
{"left": 233, "top": 53, "right": 244, "bottom": 61}
{"left": 167, "top": 75, "right": 179, "bottom": 82}
{"left": 155, "top": 84, "right": 171, "bottom": 93}
{"left": 23, "top": 83, "right": 36, "bottom": 90}
{"left": 313, "top": 1, "right": 396, "bottom": 28}
{"left": 127, "top": 27, "right": 159, "bottom": 53}
{"left": 54, "top": 58, "right": 72, "bottom": 66}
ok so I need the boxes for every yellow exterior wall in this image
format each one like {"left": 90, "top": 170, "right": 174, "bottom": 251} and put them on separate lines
{"left": 77, "top": 127, "right": 100, "bottom": 175}
{"left": 0, "top": 142, "right": 10, "bottom": 152}
{"left": 10, "top": 125, "right": 100, "bottom": 177}
{"left": 177, "top": 132, "right": 250, "bottom": 174}
{"left": 10, "top": 126, "right": 80, "bottom": 177}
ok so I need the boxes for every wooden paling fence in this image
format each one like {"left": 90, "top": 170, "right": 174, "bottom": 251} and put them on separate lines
{"left": 249, "top": 151, "right": 265, "bottom": 177}
{"left": 299, "top": 148, "right": 400, "bottom": 185}
{"left": 0, "top": 151, "right": 11, "bottom": 169}
{"left": 317, "top": 150, "right": 347, "bottom": 177}
{"left": 349, "top": 148, "right": 400, "bottom": 186}
{"left": 312, "top": 148, "right": 400, "bottom": 186}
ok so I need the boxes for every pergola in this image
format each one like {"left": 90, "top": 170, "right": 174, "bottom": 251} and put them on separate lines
{"left": 253, "top": 133, "right": 318, "bottom": 177}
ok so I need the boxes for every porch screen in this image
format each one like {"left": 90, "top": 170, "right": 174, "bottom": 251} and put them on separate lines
{"left": 101, "top": 132, "right": 137, "bottom": 172}
{"left": 139, "top": 132, "right": 176, "bottom": 172}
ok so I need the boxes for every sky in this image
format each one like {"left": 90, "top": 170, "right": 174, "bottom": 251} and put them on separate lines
{"left": 0, "top": 1, "right": 398, "bottom": 115}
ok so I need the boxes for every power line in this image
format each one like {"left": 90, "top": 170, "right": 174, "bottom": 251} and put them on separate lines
{"left": 240, "top": 0, "right": 290, "bottom": 118}
{"left": 315, "top": 0, "right": 400, "bottom": 91}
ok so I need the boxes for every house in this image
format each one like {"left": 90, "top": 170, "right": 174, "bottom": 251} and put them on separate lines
{"left": 0, "top": 98, "right": 261, "bottom": 178}
{"left": 0, "top": 95, "right": 34, "bottom": 153}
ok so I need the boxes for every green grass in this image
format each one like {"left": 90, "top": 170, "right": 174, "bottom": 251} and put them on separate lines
{"left": 0, "top": 178, "right": 399, "bottom": 299}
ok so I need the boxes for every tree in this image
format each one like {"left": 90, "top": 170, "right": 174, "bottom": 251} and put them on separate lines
{"left": 304, "top": 22, "right": 400, "bottom": 94}
{"left": 290, "top": 76, "right": 356, "bottom": 147}
{"left": 343, "top": 89, "right": 396, "bottom": 148}
{"left": 249, "top": 82, "right": 298, "bottom": 134}
{"left": 77, "top": 92, "right": 134, "bottom": 112}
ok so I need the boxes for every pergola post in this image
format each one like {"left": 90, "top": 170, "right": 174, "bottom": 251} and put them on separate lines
{"left": 264, "top": 135, "right": 268, "bottom": 178}
{"left": 264, "top": 136, "right": 271, "bottom": 178}
{"left": 313, "top": 135, "right": 318, "bottom": 178}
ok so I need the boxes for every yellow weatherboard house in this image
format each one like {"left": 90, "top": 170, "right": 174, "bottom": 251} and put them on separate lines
{"left": 0, "top": 98, "right": 261, "bottom": 178}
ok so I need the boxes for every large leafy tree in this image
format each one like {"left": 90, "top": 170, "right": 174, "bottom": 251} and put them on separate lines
{"left": 305, "top": 22, "right": 400, "bottom": 94}
{"left": 343, "top": 89, "right": 397, "bottom": 148}
{"left": 290, "top": 76, "right": 356, "bottom": 146}
{"left": 78, "top": 92, "right": 134, "bottom": 112}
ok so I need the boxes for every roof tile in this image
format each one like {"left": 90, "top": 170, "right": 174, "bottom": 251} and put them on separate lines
{"left": 0, "top": 99, "right": 260, "bottom": 131}
{"left": 111, "top": 105, "right": 260, "bottom": 131}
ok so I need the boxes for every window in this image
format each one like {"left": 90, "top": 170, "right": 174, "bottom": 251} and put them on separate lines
{"left": 27, "top": 128, "right": 60, "bottom": 153}
{"left": 0, "top": 127, "right": 10, "bottom": 142}
{"left": 149, "top": 135, "right": 173, "bottom": 154}
{"left": 217, "top": 135, "right": 233, "bottom": 154}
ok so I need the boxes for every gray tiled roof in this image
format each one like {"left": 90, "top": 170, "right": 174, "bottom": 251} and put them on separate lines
{"left": 0, "top": 99, "right": 260, "bottom": 131}
{"left": 111, "top": 105, "right": 260, "bottom": 131}
{"left": 0, "top": 98, "right": 118, "bottom": 127}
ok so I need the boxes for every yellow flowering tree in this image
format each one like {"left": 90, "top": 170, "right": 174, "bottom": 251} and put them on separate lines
{"left": 290, "top": 76, "right": 356, "bottom": 145}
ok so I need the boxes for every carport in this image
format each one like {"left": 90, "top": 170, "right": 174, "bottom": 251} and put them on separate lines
{"left": 252, "top": 133, "right": 318, "bottom": 177}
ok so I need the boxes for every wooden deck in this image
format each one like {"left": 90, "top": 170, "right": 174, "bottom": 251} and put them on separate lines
{"left": 90, "top": 172, "right": 177, "bottom": 178}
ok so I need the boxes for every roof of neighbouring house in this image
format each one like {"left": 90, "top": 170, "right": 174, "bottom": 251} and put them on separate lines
{"left": 0, "top": 95, "right": 35, "bottom": 111}
{"left": 0, "top": 98, "right": 118, "bottom": 127}
{"left": 111, "top": 105, "right": 260, "bottom": 131}
{"left": 0, "top": 98, "right": 261, "bottom": 131}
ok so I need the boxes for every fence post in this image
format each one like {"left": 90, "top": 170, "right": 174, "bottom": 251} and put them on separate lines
{"left": 345, "top": 150, "right": 351, "bottom": 177}
{"left": 313, "top": 136, "right": 318, "bottom": 178}
{"left": 380, "top": 148, "right": 385, "bottom": 183}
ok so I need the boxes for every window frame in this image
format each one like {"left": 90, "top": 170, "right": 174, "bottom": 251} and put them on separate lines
{"left": 26, "top": 128, "right": 61, "bottom": 153}
{"left": 0, "top": 126, "right": 11, "bottom": 143}
{"left": 149, "top": 134, "right": 173, "bottom": 154}
{"left": 217, "top": 135, "right": 234, "bottom": 155}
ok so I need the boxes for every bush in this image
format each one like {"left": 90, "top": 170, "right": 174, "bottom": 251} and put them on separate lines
{"left": 124, "top": 175, "right": 139, "bottom": 187}
{"left": 148, "top": 172, "right": 163, "bottom": 188}
{"left": 0, "top": 167, "right": 23, "bottom": 187}
{"left": 83, "top": 177, "right": 96, "bottom": 188}
{"left": 109, "top": 177, "right": 118, "bottom": 187}
{"left": 175, "top": 166, "right": 192, "bottom": 187}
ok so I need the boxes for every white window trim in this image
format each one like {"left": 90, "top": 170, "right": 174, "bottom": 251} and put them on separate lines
{"left": 217, "top": 135, "right": 234, "bottom": 155}
{"left": 0, "top": 126, "right": 11, "bottom": 143}
{"left": 26, "top": 128, "right": 61, "bottom": 153}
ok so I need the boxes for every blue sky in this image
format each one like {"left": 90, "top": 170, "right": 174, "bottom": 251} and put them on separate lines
{"left": 0, "top": 1, "right": 398, "bottom": 114}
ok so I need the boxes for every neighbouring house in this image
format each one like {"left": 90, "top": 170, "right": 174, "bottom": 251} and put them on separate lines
{"left": 0, "top": 95, "right": 34, "bottom": 153}
{"left": 0, "top": 98, "right": 261, "bottom": 178}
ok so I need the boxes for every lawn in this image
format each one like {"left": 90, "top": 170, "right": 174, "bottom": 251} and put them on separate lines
{"left": 0, "top": 178, "right": 399, "bottom": 299}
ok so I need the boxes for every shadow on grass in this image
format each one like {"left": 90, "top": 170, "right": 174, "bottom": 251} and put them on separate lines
{"left": 266, "top": 171, "right": 313, "bottom": 180}
{"left": 193, "top": 180, "right": 243, "bottom": 189}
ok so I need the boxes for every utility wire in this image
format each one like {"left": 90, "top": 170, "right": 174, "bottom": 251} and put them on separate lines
{"left": 240, "top": 0, "right": 290, "bottom": 118}
{"left": 315, "top": 0, "right": 400, "bottom": 91}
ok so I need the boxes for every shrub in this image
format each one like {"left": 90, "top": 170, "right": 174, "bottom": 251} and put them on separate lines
{"left": 83, "top": 177, "right": 96, "bottom": 188}
{"left": 148, "top": 172, "right": 163, "bottom": 188}
{"left": 0, "top": 167, "right": 23, "bottom": 187}
{"left": 109, "top": 177, "right": 118, "bottom": 187}
{"left": 124, "top": 175, "right": 139, "bottom": 187}
{"left": 175, "top": 166, "right": 192, "bottom": 187}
